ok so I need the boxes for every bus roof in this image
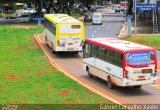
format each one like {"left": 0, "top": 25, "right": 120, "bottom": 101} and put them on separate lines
{"left": 85, "top": 37, "right": 155, "bottom": 53}
{"left": 44, "top": 14, "right": 82, "bottom": 24}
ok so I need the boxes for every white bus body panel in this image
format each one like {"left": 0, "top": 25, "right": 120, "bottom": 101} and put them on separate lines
{"left": 56, "top": 36, "right": 82, "bottom": 51}
{"left": 83, "top": 58, "right": 157, "bottom": 87}
{"left": 83, "top": 57, "right": 123, "bottom": 86}
{"left": 123, "top": 65, "right": 157, "bottom": 86}
{"left": 57, "top": 24, "right": 82, "bottom": 52}
{"left": 60, "top": 24, "right": 82, "bottom": 33}
{"left": 44, "top": 24, "right": 83, "bottom": 52}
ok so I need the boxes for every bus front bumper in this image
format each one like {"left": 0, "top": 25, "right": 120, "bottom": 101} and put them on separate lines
{"left": 121, "top": 77, "right": 157, "bottom": 87}
{"left": 56, "top": 46, "right": 82, "bottom": 52}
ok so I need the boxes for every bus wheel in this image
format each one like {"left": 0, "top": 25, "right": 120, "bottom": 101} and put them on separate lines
{"left": 51, "top": 42, "right": 56, "bottom": 54}
{"left": 52, "top": 50, "right": 56, "bottom": 54}
{"left": 87, "top": 69, "right": 92, "bottom": 78}
{"left": 133, "top": 85, "right": 142, "bottom": 89}
{"left": 45, "top": 36, "right": 48, "bottom": 46}
{"left": 107, "top": 76, "right": 115, "bottom": 89}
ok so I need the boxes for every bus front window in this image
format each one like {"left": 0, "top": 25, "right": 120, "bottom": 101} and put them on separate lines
{"left": 126, "top": 51, "right": 155, "bottom": 66}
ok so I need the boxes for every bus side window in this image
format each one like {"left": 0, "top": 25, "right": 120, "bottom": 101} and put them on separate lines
{"left": 83, "top": 43, "right": 91, "bottom": 58}
{"left": 44, "top": 19, "right": 56, "bottom": 35}
{"left": 105, "top": 49, "right": 110, "bottom": 62}
{"left": 105, "top": 49, "right": 114, "bottom": 64}
{"left": 97, "top": 46, "right": 105, "bottom": 60}
{"left": 91, "top": 45, "right": 97, "bottom": 57}
{"left": 110, "top": 50, "right": 114, "bottom": 64}
{"left": 114, "top": 52, "right": 123, "bottom": 67}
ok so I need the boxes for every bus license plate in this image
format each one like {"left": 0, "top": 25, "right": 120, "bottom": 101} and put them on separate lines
{"left": 68, "top": 43, "right": 73, "bottom": 45}
{"left": 67, "top": 48, "right": 74, "bottom": 50}
{"left": 138, "top": 76, "right": 145, "bottom": 79}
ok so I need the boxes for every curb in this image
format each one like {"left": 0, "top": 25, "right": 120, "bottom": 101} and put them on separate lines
{"left": 118, "top": 22, "right": 127, "bottom": 38}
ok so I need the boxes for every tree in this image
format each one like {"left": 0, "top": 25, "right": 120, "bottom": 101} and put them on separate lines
{"left": 2, "top": 0, "right": 78, "bottom": 16}
{"left": 55, "top": 0, "right": 75, "bottom": 15}
{"left": 35, "top": 0, "right": 43, "bottom": 17}
{"left": 78, "top": 0, "right": 101, "bottom": 10}
{"left": 43, "top": 0, "right": 53, "bottom": 13}
{"left": 78, "top": 0, "right": 94, "bottom": 9}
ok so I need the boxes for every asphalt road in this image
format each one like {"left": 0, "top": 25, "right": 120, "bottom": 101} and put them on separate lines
{"left": 85, "top": 16, "right": 124, "bottom": 38}
{"left": 38, "top": 10, "right": 160, "bottom": 104}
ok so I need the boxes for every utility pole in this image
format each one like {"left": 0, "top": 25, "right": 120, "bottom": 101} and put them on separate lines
{"left": 134, "top": 0, "right": 137, "bottom": 35}
{"left": 125, "top": 0, "right": 126, "bottom": 20}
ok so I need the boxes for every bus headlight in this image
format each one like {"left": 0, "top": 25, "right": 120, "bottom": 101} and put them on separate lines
{"left": 124, "top": 71, "right": 129, "bottom": 79}
{"left": 57, "top": 40, "right": 60, "bottom": 46}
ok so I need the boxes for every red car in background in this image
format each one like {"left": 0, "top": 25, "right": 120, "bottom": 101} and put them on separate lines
{"left": 120, "top": 1, "right": 128, "bottom": 13}
{"left": 120, "top": 1, "right": 128, "bottom": 6}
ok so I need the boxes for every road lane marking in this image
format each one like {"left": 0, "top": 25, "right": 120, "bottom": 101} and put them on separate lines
{"left": 109, "top": 17, "right": 114, "bottom": 21}
{"left": 92, "top": 34, "right": 94, "bottom": 38}
{"left": 102, "top": 17, "right": 114, "bottom": 27}
{"left": 118, "top": 22, "right": 126, "bottom": 38}
{"left": 35, "top": 34, "right": 122, "bottom": 105}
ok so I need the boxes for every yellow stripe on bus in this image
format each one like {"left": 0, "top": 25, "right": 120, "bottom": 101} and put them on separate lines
{"left": 59, "top": 33, "right": 82, "bottom": 36}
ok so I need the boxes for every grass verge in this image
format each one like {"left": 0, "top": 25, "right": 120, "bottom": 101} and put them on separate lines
{"left": 0, "top": 25, "right": 113, "bottom": 107}
{"left": 123, "top": 35, "right": 160, "bottom": 49}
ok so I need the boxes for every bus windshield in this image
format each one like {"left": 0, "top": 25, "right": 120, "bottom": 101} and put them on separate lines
{"left": 126, "top": 51, "right": 155, "bottom": 66}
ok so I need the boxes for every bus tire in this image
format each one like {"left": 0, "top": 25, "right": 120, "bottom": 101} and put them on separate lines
{"left": 87, "top": 68, "right": 92, "bottom": 78}
{"left": 52, "top": 50, "right": 56, "bottom": 54}
{"left": 133, "top": 85, "right": 142, "bottom": 89}
{"left": 107, "top": 76, "right": 115, "bottom": 89}
{"left": 45, "top": 36, "right": 48, "bottom": 46}
{"left": 51, "top": 42, "right": 56, "bottom": 54}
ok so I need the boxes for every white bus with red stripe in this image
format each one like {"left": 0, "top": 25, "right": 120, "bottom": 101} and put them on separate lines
{"left": 83, "top": 38, "right": 157, "bottom": 89}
